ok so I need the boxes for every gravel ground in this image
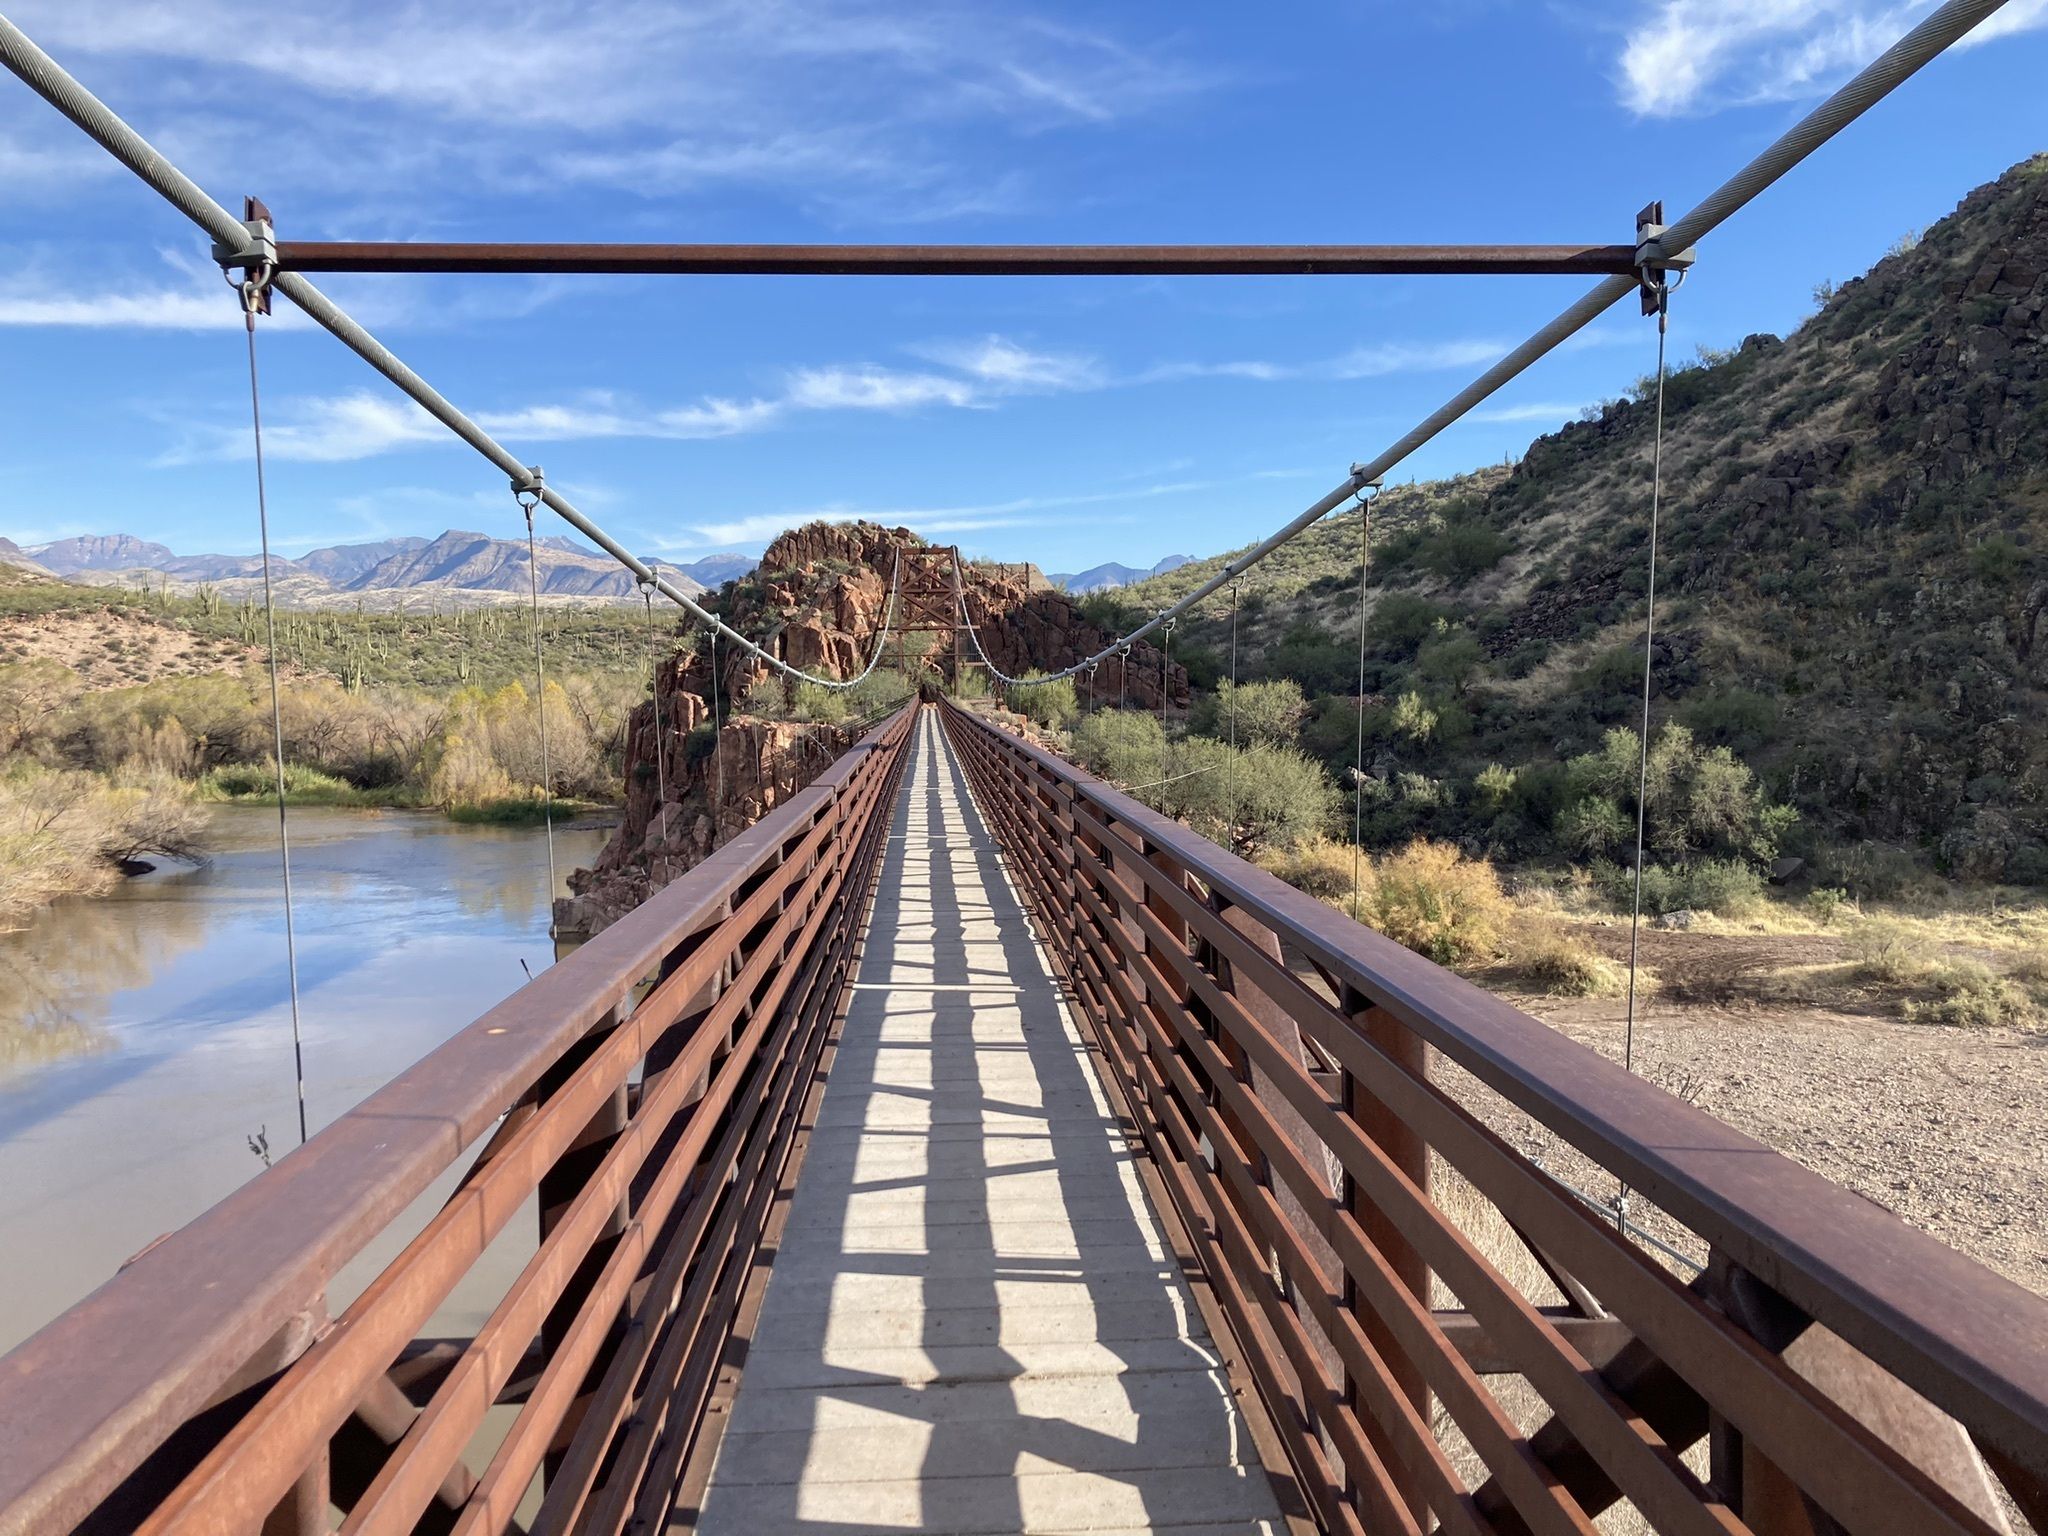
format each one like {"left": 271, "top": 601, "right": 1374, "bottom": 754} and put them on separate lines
{"left": 1476, "top": 933, "right": 2048, "bottom": 1298}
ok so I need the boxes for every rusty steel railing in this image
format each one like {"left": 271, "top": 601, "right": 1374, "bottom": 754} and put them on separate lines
{"left": 0, "top": 704, "right": 915, "bottom": 1536}
{"left": 940, "top": 699, "right": 2048, "bottom": 1536}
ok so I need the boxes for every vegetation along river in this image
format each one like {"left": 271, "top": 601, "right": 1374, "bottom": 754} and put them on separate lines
{"left": 0, "top": 805, "right": 606, "bottom": 1354}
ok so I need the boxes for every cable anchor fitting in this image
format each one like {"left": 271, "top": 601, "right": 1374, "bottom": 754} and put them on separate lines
{"left": 511, "top": 466, "right": 544, "bottom": 519}
{"left": 214, "top": 195, "right": 277, "bottom": 316}
{"left": 1633, "top": 199, "right": 1695, "bottom": 317}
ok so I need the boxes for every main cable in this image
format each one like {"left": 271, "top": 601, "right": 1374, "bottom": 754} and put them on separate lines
{"left": 236, "top": 270, "right": 309, "bottom": 1149}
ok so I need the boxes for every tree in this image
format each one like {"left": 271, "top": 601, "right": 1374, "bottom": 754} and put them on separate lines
{"left": 1209, "top": 678, "right": 1305, "bottom": 746}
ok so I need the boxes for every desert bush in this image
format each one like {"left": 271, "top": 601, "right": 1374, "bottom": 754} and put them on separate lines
{"left": 1258, "top": 836, "right": 1363, "bottom": 902}
{"left": 1595, "top": 857, "right": 1761, "bottom": 916}
{"left": 1848, "top": 918, "right": 1934, "bottom": 983}
{"left": 1513, "top": 924, "right": 1624, "bottom": 997}
{"left": 1903, "top": 960, "right": 2036, "bottom": 1029}
{"left": 1359, "top": 840, "right": 1509, "bottom": 966}
{"left": 1204, "top": 678, "right": 1306, "bottom": 746}
{"left": 1010, "top": 672, "right": 1079, "bottom": 730}
{"left": 1068, "top": 709, "right": 1167, "bottom": 787}
{"left": 0, "top": 765, "right": 208, "bottom": 927}
{"left": 739, "top": 677, "right": 787, "bottom": 717}
{"left": 1806, "top": 886, "right": 1849, "bottom": 926}
{"left": 790, "top": 683, "right": 849, "bottom": 725}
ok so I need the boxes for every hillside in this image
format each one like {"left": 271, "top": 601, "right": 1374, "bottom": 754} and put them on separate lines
{"left": 14, "top": 529, "right": 756, "bottom": 610}
{"left": 1112, "top": 153, "right": 2048, "bottom": 885}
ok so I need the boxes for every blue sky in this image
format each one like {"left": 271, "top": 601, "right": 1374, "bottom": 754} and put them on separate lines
{"left": 2, "top": 1, "right": 2044, "bottom": 571}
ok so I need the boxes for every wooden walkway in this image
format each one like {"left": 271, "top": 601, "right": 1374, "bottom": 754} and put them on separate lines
{"left": 694, "top": 709, "right": 1286, "bottom": 1534}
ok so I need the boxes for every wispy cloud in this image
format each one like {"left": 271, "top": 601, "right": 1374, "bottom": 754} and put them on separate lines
{"left": 151, "top": 322, "right": 1566, "bottom": 465}
{"left": 666, "top": 470, "right": 1278, "bottom": 550}
{"left": 4, "top": 1, "right": 1211, "bottom": 222}
{"left": 1617, "top": 0, "right": 2047, "bottom": 117}
{"left": 1468, "top": 400, "right": 1593, "bottom": 423}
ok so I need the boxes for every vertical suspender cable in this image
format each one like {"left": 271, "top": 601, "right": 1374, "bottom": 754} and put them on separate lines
{"left": 515, "top": 477, "right": 559, "bottom": 936}
{"left": 1618, "top": 279, "right": 1675, "bottom": 1227}
{"left": 708, "top": 629, "right": 726, "bottom": 846}
{"left": 1159, "top": 620, "right": 1174, "bottom": 726}
{"left": 1351, "top": 490, "right": 1376, "bottom": 914}
{"left": 236, "top": 272, "right": 309, "bottom": 1148}
{"left": 1225, "top": 580, "right": 1241, "bottom": 834}
{"left": 640, "top": 580, "right": 669, "bottom": 841}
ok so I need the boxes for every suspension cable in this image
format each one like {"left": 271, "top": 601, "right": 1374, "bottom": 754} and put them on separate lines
{"left": 640, "top": 579, "right": 670, "bottom": 842}
{"left": 1350, "top": 484, "right": 1379, "bottom": 912}
{"left": 233, "top": 263, "right": 309, "bottom": 1149}
{"left": 514, "top": 475, "right": 560, "bottom": 935}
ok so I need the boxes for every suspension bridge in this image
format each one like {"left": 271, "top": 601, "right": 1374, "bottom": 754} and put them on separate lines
{"left": 3, "top": 2, "right": 2048, "bottom": 1532}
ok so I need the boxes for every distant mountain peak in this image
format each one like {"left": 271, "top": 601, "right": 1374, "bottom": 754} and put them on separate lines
{"left": 1048, "top": 554, "right": 1196, "bottom": 594}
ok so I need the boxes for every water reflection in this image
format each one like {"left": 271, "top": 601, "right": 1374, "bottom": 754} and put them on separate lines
{"left": 0, "top": 806, "right": 605, "bottom": 1354}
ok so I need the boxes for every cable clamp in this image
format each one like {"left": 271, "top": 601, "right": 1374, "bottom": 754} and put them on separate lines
{"left": 214, "top": 196, "right": 277, "bottom": 316}
{"left": 1633, "top": 200, "right": 1695, "bottom": 315}
{"left": 511, "top": 465, "right": 545, "bottom": 511}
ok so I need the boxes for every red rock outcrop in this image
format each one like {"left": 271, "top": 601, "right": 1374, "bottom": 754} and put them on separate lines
{"left": 556, "top": 520, "right": 1188, "bottom": 936}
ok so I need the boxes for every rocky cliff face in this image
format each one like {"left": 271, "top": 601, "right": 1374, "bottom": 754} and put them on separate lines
{"left": 558, "top": 520, "right": 1186, "bottom": 935}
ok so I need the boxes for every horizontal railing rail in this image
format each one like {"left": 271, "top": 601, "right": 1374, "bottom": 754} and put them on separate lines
{"left": 941, "top": 698, "right": 2048, "bottom": 1536}
{"left": 0, "top": 703, "right": 916, "bottom": 1536}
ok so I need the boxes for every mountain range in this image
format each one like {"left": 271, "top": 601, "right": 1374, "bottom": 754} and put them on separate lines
{"left": 1048, "top": 555, "right": 1195, "bottom": 594}
{"left": 1, "top": 531, "right": 758, "bottom": 609}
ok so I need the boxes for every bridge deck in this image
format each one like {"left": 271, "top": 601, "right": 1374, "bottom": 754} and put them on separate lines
{"left": 694, "top": 709, "right": 1287, "bottom": 1534}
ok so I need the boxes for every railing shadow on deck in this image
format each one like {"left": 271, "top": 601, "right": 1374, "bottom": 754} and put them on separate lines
{"left": 683, "top": 708, "right": 1290, "bottom": 1534}
{"left": 939, "top": 696, "right": 2048, "bottom": 1536}
{"left": 0, "top": 705, "right": 918, "bottom": 1536}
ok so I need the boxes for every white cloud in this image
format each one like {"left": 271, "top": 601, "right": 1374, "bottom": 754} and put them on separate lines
{"left": 150, "top": 319, "right": 1554, "bottom": 466}
{"left": 1617, "top": 0, "right": 2047, "bottom": 117}
{"left": 1469, "top": 401, "right": 1593, "bottom": 423}
{"left": 670, "top": 471, "right": 1261, "bottom": 549}
{"left": 3, "top": 2, "right": 1208, "bottom": 220}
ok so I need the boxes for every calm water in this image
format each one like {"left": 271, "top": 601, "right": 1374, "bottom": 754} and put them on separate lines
{"left": 0, "top": 806, "right": 607, "bottom": 1354}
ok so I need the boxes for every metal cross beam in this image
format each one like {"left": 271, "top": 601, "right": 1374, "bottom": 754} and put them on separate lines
{"left": 269, "top": 241, "right": 1643, "bottom": 277}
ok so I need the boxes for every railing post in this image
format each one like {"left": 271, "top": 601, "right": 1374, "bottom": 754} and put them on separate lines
{"left": 1339, "top": 987, "right": 1431, "bottom": 1523}
{"left": 1707, "top": 1252, "right": 2016, "bottom": 1535}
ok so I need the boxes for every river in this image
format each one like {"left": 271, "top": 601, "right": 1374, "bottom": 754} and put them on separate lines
{"left": 0, "top": 806, "right": 608, "bottom": 1355}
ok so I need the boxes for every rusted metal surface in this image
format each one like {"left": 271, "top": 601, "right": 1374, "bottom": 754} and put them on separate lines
{"left": 0, "top": 705, "right": 914, "bottom": 1536}
{"left": 938, "top": 699, "right": 2048, "bottom": 1536}
{"left": 272, "top": 240, "right": 1644, "bottom": 277}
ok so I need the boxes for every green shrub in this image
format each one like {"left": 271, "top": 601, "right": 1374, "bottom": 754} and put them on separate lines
{"left": 1848, "top": 918, "right": 1934, "bottom": 983}
{"left": 1806, "top": 887, "right": 1849, "bottom": 926}
{"left": 1206, "top": 678, "right": 1306, "bottom": 746}
{"left": 1010, "top": 671, "right": 1079, "bottom": 729}
{"left": 790, "top": 683, "right": 849, "bottom": 724}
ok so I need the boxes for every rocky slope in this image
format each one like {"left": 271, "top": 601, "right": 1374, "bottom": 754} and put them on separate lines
{"left": 559, "top": 521, "right": 1189, "bottom": 934}
{"left": 1115, "top": 153, "right": 2048, "bottom": 880}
